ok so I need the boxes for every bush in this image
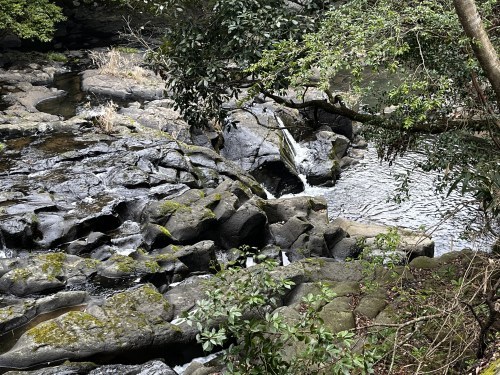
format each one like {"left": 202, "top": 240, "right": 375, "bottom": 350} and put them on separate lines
{"left": 180, "top": 260, "right": 382, "bottom": 374}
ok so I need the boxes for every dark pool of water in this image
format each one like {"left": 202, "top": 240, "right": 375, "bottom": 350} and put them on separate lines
{"left": 36, "top": 72, "right": 86, "bottom": 119}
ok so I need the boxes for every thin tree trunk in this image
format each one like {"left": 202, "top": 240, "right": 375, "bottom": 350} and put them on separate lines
{"left": 453, "top": 0, "right": 500, "bottom": 107}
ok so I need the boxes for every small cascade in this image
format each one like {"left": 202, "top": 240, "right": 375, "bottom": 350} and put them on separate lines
{"left": 174, "top": 352, "right": 221, "bottom": 374}
{"left": 281, "top": 251, "right": 291, "bottom": 266}
{"left": 0, "top": 232, "right": 13, "bottom": 259}
{"left": 245, "top": 256, "right": 256, "bottom": 267}
{"left": 275, "top": 116, "right": 311, "bottom": 188}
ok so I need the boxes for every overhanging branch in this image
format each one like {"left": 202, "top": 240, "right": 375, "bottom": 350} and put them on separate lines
{"left": 261, "top": 88, "right": 491, "bottom": 134}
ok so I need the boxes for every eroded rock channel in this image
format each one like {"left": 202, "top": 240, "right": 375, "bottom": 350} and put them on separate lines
{"left": 0, "top": 49, "right": 441, "bottom": 374}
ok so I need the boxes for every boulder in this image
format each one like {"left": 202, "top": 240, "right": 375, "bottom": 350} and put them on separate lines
{"left": 332, "top": 218, "right": 435, "bottom": 259}
{"left": 0, "top": 253, "right": 98, "bottom": 297}
{"left": 329, "top": 237, "right": 362, "bottom": 260}
{"left": 0, "top": 285, "right": 180, "bottom": 369}
{"left": 260, "top": 196, "right": 328, "bottom": 225}
{"left": 301, "top": 107, "right": 353, "bottom": 140}
{"left": 81, "top": 69, "right": 165, "bottom": 102}
{"left": 0, "top": 291, "right": 88, "bottom": 335}
{"left": 0, "top": 214, "right": 39, "bottom": 249}
{"left": 221, "top": 107, "right": 303, "bottom": 197}
{"left": 269, "top": 217, "right": 313, "bottom": 249}
{"left": 299, "top": 130, "right": 349, "bottom": 186}
{"left": 154, "top": 241, "right": 217, "bottom": 274}
{"left": 218, "top": 199, "right": 268, "bottom": 249}
{"left": 119, "top": 100, "right": 191, "bottom": 144}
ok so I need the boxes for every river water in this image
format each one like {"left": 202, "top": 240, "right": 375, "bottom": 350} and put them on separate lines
{"left": 276, "top": 117, "right": 494, "bottom": 256}
{"left": 32, "top": 73, "right": 495, "bottom": 256}
{"left": 299, "top": 145, "right": 492, "bottom": 256}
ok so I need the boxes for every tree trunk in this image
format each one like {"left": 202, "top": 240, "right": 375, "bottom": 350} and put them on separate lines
{"left": 453, "top": 0, "right": 500, "bottom": 107}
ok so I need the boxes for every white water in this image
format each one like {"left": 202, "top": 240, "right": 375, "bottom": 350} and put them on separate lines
{"left": 174, "top": 352, "right": 220, "bottom": 374}
{"left": 281, "top": 251, "right": 291, "bottom": 266}
{"left": 275, "top": 117, "right": 493, "bottom": 255}
{"left": 276, "top": 116, "right": 311, "bottom": 189}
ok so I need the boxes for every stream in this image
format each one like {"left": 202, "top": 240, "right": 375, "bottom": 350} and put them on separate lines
{"left": 32, "top": 72, "right": 495, "bottom": 256}
{"left": 279, "top": 122, "right": 494, "bottom": 256}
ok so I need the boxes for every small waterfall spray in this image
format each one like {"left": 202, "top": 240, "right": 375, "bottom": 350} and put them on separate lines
{"left": 275, "top": 116, "right": 311, "bottom": 190}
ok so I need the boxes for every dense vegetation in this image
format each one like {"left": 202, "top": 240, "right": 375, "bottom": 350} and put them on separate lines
{"left": 140, "top": 0, "right": 498, "bottom": 236}
{"left": 0, "top": 0, "right": 65, "bottom": 41}
{"left": 0, "top": 0, "right": 498, "bottom": 373}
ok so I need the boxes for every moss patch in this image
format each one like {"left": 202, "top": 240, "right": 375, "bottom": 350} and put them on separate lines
{"left": 156, "top": 224, "right": 172, "bottom": 238}
{"left": 28, "top": 311, "right": 105, "bottom": 346}
{"left": 39, "top": 252, "right": 66, "bottom": 279}
{"left": 11, "top": 268, "right": 33, "bottom": 282}
{"left": 480, "top": 358, "right": 500, "bottom": 375}
{"left": 201, "top": 208, "right": 216, "bottom": 220}
{"left": 159, "top": 200, "right": 191, "bottom": 216}
{"left": 144, "top": 260, "right": 161, "bottom": 273}
{"left": 109, "top": 254, "right": 137, "bottom": 273}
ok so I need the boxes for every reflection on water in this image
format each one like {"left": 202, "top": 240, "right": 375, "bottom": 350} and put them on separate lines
{"left": 36, "top": 72, "right": 86, "bottom": 119}
{"left": 301, "top": 145, "right": 493, "bottom": 256}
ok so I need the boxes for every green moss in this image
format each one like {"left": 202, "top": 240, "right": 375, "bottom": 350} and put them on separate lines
{"left": 144, "top": 260, "right": 161, "bottom": 273}
{"left": 46, "top": 51, "right": 68, "bottom": 62}
{"left": 11, "top": 268, "right": 33, "bottom": 282}
{"left": 62, "top": 311, "right": 105, "bottom": 329}
{"left": 142, "top": 284, "right": 164, "bottom": 303}
{"left": 0, "top": 306, "right": 15, "bottom": 321}
{"left": 83, "top": 258, "right": 101, "bottom": 269}
{"left": 28, "top": 321, "right": 67, "bottom": 345}
{"left": 156, "top": 225, "right": 172, "bottom": 238}
{"left": 481, "top": 358, "right": 500, "bottom": 375}
{"left": 39, "top": 252, "right": 66, "bottom": 279}
{"left": 28, "top": 311, "right": 105, "bottom": 346}
{"left": 201, "top": 208, "right": 216, "bottom": 220}
{"left": 159, "top": 200, "right": 191, "bottom": 216}
{"left": 0, "top": 143, "right": 5, "bottom": 153}
{"left": 109, "top": 254, "right": 137, "bottom": 273}
{"left": 155, "top": 253, "right": 177, "bottom": 262}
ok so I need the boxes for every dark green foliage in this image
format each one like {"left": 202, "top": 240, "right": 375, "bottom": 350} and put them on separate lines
{"left": 180, "top": 259, "right": 384, "bottom": 374}
{"left": 0, "top": 0, "right": 66, "bottom": 41}
{"left": 134, "top": 0, "right": 335, "bottom": 127}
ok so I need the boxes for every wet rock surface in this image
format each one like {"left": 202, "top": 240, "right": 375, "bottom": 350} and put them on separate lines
{"left": 0, "top": 51, "right": 438, "bottom": 374}
{"left": 221, "top": 106, "right": 304, "bottom": 197}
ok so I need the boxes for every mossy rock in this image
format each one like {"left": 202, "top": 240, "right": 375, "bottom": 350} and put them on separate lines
{"left": 373, "top": 305, "right": 397, "bottom": 325}
{"left": 409, "top": 256, "right": 440, "bottom": 269}
{"left": 354, "top": 297, "right": 387, "bottom": 319}
{"left": 159, "top": 200, "right": 191, "bottom": 216}
{"left": 319, "top": 309, "right": 355, "bottom": 333}
{"left": 38, "top": 252, "right": 66, "bottom": 279}
{"left": 321, "top": 297, "right": 352, "bottom": 312}
{"left": 328, "top": 281, "right": 361, "bottom": 296}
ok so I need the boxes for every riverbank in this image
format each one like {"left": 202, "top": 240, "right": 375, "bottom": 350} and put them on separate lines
{"left": 0, "top": 48, "right": 497, "bottom": 374}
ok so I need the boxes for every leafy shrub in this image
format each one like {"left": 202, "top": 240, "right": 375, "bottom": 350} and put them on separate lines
{"left": 180, "top": 259, "right": 382, "bottom": 374}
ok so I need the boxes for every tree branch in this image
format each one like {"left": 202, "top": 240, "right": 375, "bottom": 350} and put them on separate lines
{"left": 261, "top": 88, "right": 490, "bottom": 133}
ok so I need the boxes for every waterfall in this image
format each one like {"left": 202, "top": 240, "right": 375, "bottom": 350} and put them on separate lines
{"left": 275, "top": 116, "right": 311, "bottom": 189}
{"left": 281, "top": 251, "right": 291, "bottom": 266}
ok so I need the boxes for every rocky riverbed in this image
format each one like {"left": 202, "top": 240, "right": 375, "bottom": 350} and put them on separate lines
{"left": 0, "top": 48, "right": 470, "bottom": 374}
